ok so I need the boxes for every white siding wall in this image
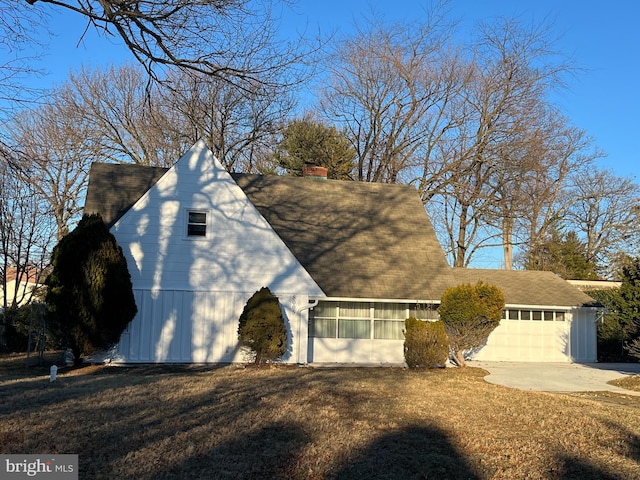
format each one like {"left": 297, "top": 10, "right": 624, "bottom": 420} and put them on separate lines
{"left": 110, "top": 141, "right": 323, "bottom": 363}
{"left": 0, "top": 280, "right": 38, "bottom": 308}
{"left": 569, "top": 308, "right": 598, "bottom": 363}
{"left": 308, "top": 338, "right": 405, "bottom": 364}
{"left": 112, "top": 141, "right": 323, "bottom": 295}
{"left": 115, "top": 290, "right": 311, "bottom": 363}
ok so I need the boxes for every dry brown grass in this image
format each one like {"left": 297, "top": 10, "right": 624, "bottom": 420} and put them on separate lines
{"left": 611, "top": 374, "right": 640, "bottom": 392}
{"left": 2, "top": 353, "right": 640, "bottom": 479}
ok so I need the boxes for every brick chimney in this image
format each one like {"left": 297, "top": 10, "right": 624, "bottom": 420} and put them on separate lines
{"left": 302, "top": 163, "right": 328, "bottom": 180}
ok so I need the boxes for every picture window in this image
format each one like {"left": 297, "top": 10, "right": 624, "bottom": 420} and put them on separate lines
{"left": 310, "top": 301, "right": 439, "bottom": 341}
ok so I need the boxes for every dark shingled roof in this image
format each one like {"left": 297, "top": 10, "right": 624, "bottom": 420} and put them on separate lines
{"left": 83, "top": 162, "right": 596, "bottom": 307}
{"left": 84, "top": 163, "right": 169, "bottom": 227}
{"left": 452, "top": 268, "right": 599, "bottom": 307}
{"left": 83, "top": 163, "right": 454, "bottom": 300}
{"left": 231, "top": 174, "right": 455, "bottom": 300}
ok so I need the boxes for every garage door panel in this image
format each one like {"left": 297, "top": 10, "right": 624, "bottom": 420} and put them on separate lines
{"left": 472, "top": 316, "right": 571, "bottom": 362}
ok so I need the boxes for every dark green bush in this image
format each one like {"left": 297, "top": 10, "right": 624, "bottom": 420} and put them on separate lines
{"left": 238, "top": 287, "right": 287, "bottom": 364}
{"left": 45, "top": 214, "right": 137, "bottom": 365}
{"left": 439, "top": 281, "right": 504, "bottom": 367}
{"left": 587, "top": 288, "right": 635, "bottom": 362}
{"left": 1, "top": 307, "right": 29, "bottom": 352}
{"left": 0, "top": 303, "right": 56, "bottom": 352}
{"left": 424, "top": 320, "right": 450, "bottom": 367}
{"left": 404, "top": 317, "right": 449, "bottom": 368}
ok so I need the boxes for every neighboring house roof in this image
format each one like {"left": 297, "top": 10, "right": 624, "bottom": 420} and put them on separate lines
{"left": 452, "top": 268, "right": 599, "bottom": 308}
{"left": 4, "top": 266, "right": 39, "bottom": 284}
{"left": 566, "top": 279, "right": 622, "bottom": 291}
{"left": 84, "top": 163, "right": 454, "bottom": 300}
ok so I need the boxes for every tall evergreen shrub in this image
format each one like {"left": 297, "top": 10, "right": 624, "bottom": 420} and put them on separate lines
{"left": 618, "top": 258, "right": 640, "bottom": 360}
{"left": 45, "top": 214, "right": 137, "bottom": 365}
{"left": 439, "top": 281, "right": 504, "bottom": 367}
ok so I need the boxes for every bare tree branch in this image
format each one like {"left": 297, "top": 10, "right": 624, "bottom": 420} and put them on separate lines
{"left": 21, "top": 0, "right": 316, "bottom": 91}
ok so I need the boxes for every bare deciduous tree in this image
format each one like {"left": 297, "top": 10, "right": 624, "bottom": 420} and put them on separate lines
{"left": 8, "top": 89, "right": 100, "bottom": 239}
{"left": 64, "top": 65, "right": 188, "bottom": 166}
{"left": 0, "top": 152, "right": 53, "bottom": 314}
{"left": 487, "top": 110, "right": 600, "bottom": 270}
{"left": 53, "top": 64, "right": 293, "bottom": 171}
{"left": 319, "top": 9, "right": 606, "bottom": 269}
{"left": 0, "top": 0, "right": 48, "bottom": 116}
{"left": 320, "top": 6, "right": 462, "bottom": 183}
{"left": 160, "top": 68, "right": 296, "bottom": 172}
{"left": 429, "top": 17, "right": 583, "bottom": 267}
{"left": 21, "top": 0, "right": 312, "bottom": 91}
{"left": 563, "top": 168, "right": 640, "bottom": 277}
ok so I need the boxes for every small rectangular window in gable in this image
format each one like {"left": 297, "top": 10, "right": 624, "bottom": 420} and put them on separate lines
{"left": 187, "top": 211, "right": 207, "bottom": 237}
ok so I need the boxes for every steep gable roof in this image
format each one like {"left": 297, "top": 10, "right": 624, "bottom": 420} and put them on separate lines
{"left": 452, "top": 268, "right": 598, "bottom": 307}
{"left": 83, "top": 155, "right": 594, "bottom": 307}
{"left": 84, "top": 163, "right": 454, "bottom": 300}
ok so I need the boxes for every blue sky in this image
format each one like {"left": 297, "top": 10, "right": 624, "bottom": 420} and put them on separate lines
{"left": 27, "top": 0, "right": 639, "bottom": 180}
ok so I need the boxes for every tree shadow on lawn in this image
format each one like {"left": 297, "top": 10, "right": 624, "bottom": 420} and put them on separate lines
{"left": 0, "top": 364, "right": 171, "bottom": 417}
{"left": 556, "top": 457, "right": 624, "bottom": 480}
{"left": 0, "top": 361, "right": 232, "bottom": 417}
{"left": 158, "top": 423, "right": 478, "bottom": 480}
{"left": 1, "top": 366, "right": 356, "bottom": 473}
{"left": 556, "top": 419, "right": 640, "bottom": 480}
{"left": 331, "top": 425, "right": 479, "bottom": 480}
{"left": 159, "top": 421, "right": 309, "bottom": 479}
{"left": 1, "top": 365, "right": 482, "bottom": 479}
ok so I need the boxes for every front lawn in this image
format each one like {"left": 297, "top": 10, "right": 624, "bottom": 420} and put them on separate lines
{"left": 1, "top": 354, "right": 639, "bottom": 479}
{"left": 611, "top": 374, "right": 640, "bottom": 392}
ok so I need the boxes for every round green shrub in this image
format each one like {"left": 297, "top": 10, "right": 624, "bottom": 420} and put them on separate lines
{"left": 404, "top": 317, "right": 449, "bottom": 368}
{"left": 439, "top": 281, "right": 504, "bottom": 367}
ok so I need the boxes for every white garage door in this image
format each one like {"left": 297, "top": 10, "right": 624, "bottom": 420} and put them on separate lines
{"left": 472, "top": 309, "right": 571, "bottom": 362}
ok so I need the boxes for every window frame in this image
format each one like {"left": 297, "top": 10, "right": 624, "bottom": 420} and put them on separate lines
{"left": 504, "top": 309, "right": 567, "bottom": 322}
{"left": 186, "top": 209, "right": 208, "bottom": 238}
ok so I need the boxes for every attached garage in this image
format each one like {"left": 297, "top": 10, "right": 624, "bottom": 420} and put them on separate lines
{"left": 470, "top": 306, "right": 598, "bottom": 362}
{"left": 453, "top": 269, "right": 599, "bottom": 363}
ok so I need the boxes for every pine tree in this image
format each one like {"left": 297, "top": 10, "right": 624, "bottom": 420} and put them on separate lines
{"left": 526, "top": 229, "right": 599, "bottom": 280}
{"left": 619, "top": 258, "right": 640, "bottom": 359}
{"left": 275, "top": 118, "right": 355, "bottom": 179}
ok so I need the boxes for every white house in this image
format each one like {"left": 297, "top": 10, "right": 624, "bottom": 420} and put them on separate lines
{"left": 1, "top": 266, "right": 41, "bottom": 309}
{"left": 83, "top": 141, "right": 599, "bottom": 364}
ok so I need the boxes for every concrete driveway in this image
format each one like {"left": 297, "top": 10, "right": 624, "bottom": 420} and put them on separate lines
{"left": 468, "top": 361, "right": 640, "bottom": 394}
